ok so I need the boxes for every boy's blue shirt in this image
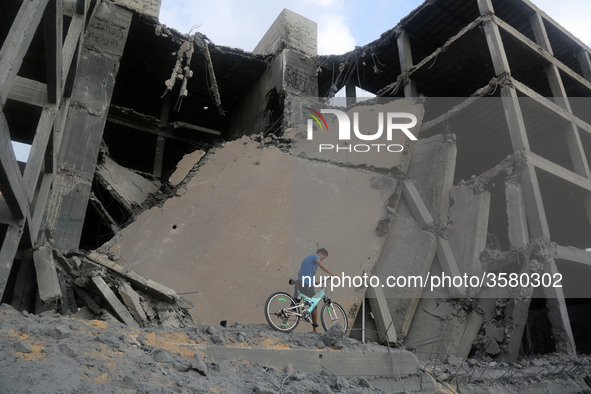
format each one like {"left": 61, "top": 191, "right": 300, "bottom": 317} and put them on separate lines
{"left": 298, "top": 254, "right": 320, "bottom": 281}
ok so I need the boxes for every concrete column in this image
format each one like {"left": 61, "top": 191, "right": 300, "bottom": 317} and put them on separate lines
{"left": 45, "top": 2, "right": 132, "bottom": 250}
{"left": 231, "top": 9, "right": 318, "bottom": 137}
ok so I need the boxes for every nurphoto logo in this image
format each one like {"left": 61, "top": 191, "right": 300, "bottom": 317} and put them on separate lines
{"left": 304, "top": 107, "right": 418, "bottom": 153}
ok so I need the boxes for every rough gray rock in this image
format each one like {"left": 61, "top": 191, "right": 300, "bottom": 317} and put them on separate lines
{"left": 14, "top": 340, "right": 33, "bottom": 353}
{"left": 321, "top": 323, "right": 345, "bottom": 348}
{"left": 190, "top": 353, "right": 208, "bottom": 376}
{"left": 485, "top": 324, "right": 505, "bottom": 343}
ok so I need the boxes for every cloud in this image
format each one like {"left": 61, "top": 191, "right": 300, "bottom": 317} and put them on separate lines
{"left": 158, "top": 0, "right": 278, "bottom": 51}
{"left": 530, "top": 0, "right": 591, "bottom": 46}
{"left": 317, "top": 14, "right": 356, "bottom": 55}
{"left": 158, "top": 0, "right": 357, "bottom": 55}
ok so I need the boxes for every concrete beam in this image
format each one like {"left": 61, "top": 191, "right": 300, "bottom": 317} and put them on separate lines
{"left": 0, "top": 113, "right": 32, "bottom": 221}
{"left": 45, "top": 2, "right": 132, "bottom": 250}
{"left": 493, "top": 14, "right": 591, "bottom": 92}
{"left": 497, "top": 258, "right": 540, "bottom": 362}
{"left": 372, "top": 216, "right": 437, "bottom": 339}
{"left": 7, "top": 76, "right": 48, "bottom": 107}
{"left": 204, "top": 345, "right": 419, "bottom": 377}
{"left": 505, "top": 182, "right": 529, "bottom": 248}
{"left": 555, "top": 245, "right": 591, "bottom": 267}
{"left": 366, "top": 285, "right": 397, "bottom": 344}
{"left": 530, "top": 12, "right": 591, "bottom": 183}
{"left": 0, "top": 0, "right": 49, "bottom": 106}
{"left": 87, "top": 252, "right": 178, "bottom": 303}
{"left": 33, "top": 245, "right": 62, "bottom": 302}
{"left": 436, "top": 238, "right": 466, "bottom": 296}
{"left": 91, "top": 276, "right": 139, "bottom": 328}
{"left": 518, "top": 164, "right": 550, "bottom": 241}
{"left": 543, "top": 257, "right": 576, "bottom": 356}
{"left": 447, "top": 185, "right": 491, "bottom": 278}
{"left": 118, "top": 282, "right": 147, "bottom": 324}
{"left": 0, "top": 220, "right": 26, "bottom": 300}
{"left": 577, "top": 50, "right": 591, "bottom": 82}
{"left": 404, "top": 134, "right": 456, "bottom": 224}
{"left": 510, "top": 77, "right": 591, "bottom": 136}
{"left": 527, "top": 151, "right": 591, "bottom": 193}
{"left": 397, "top": 30, "right": 418, "bottom": 97}
{"left": 402, "top": 180, "right": 434, "bottom": 228}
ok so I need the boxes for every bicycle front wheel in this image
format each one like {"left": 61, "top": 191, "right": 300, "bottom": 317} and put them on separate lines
{"left": 265, "top": 292, "right": 300, "bottom": 332}
{"left": 320, "top": 301, "right": 348, "bottom": 332}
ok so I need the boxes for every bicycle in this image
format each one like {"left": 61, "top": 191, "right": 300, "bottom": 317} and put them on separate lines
{"left": 264, "top": 280, "right": 349, "bottom": 333}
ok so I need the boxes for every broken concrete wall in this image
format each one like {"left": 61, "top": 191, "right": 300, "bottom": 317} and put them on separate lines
{"left": 103, "top": 138, "right": 397, "bottom": 325}
{"left": 364, "top": 133, "right": 487, "bottom": 360}
{"left": 363, "top": 134, "right": 455, "bottom": 346}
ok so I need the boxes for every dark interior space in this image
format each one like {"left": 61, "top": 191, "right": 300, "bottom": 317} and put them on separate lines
{"left": 537, "top": 169, "right": 591, "bottom": 249}
{"left": 486, "top": 180, "right": 510, "bottom": 251}
{"left": 522, "top": 297, "right": 556, "bottom": 355}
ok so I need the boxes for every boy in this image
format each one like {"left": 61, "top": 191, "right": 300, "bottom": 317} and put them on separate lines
{"left": 295, "top": 248, "right": 336, "bottom": 333}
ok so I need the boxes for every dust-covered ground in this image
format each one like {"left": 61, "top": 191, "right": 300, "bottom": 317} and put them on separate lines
{"left": 0, "top": 303, "right": 418, "bottom": 393}
{"left": 1, "top": 303, "right": 590, "bottom": 393}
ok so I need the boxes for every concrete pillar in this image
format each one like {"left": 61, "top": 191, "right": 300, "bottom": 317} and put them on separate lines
{"left": 370, "top": 216, "right": 436, "bottom": 340}
{"left": 447, "top": 185, "right": 491, "bottom": 279}
{"left": 45, "top": 2, "right": 132, "bottom": 250}
{"left": 231, "top": 9, "right": 318, "bottom": 137}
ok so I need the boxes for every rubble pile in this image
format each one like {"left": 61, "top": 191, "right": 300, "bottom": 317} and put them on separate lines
{"left": 422, "top": 354, "right": 591, "bottom": 393}
{"left": 0, "top": 304, "right": 431, "bottom": 393}
{"left": 50, "top": 249, "right": 193, "bottom": 329}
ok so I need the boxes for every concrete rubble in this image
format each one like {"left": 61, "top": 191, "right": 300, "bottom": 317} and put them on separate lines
{"left": 52, "top": 248, "right": 192, "bottom": 328}
{"left": 1, "top": 0, "right": 591, "bottom": 392}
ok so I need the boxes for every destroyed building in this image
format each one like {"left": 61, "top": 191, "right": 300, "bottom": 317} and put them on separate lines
{"left": 1, "top": 0, "right": 591, "bottom": 370}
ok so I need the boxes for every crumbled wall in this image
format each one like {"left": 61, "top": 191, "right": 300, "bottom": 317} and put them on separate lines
{"left": 103, "top": 137, "right": 399, "bottom": 325}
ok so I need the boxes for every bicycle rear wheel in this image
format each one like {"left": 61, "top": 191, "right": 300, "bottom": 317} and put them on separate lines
{"left": 265, "top": 292, "right": 300, "bottom": 332}
{"left": 320, "top": 301, "right": 348, "bottom": 332}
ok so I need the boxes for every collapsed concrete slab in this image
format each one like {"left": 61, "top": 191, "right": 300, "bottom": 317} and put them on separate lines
{"left": 106, "top": 138, "right": 397, "bottom": 325}
{"left": 96, "top": 155, "right": 160, "bottom": 214}
{"left": 370, "top": 216, "right": 437, "bottom": 341}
